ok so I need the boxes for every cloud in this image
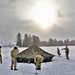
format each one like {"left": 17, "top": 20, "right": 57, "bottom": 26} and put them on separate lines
{"left": 57, "top": 10, "right": 64, "bottom": 18}
{"left": 0, "top": 0, "right": 75, "bottom": 43}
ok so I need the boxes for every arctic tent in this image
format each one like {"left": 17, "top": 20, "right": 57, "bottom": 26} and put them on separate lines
{"left": 17, "top": 44, "right": 55, "bottom": 63}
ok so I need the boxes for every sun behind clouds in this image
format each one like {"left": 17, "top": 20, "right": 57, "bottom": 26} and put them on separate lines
{"left": 14, "top": 0, "right": 57, "bottom": 31}
{"left": 29, "top": 1, "right": 57, "bottom": 29}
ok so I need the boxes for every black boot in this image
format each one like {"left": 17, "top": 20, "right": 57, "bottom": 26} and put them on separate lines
{"left": 14, "top": 68, "right": 18, "bottom": 71}
{"left": 11, "top": 67, "right": 13, "bottom": 70}
{"left": 1, "top": 61, "right": 2, "bottom": 64}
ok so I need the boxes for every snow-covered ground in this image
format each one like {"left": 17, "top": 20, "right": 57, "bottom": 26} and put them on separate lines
{"left": 0, "top": 46, "right": 75, "bottom": 75}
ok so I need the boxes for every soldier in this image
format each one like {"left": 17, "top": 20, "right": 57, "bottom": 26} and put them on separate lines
{"left": 57, "top": 47, "right": 61, "bottom": 57}
{"left": 34, "top": 55, "right": 44, "bottom": 70}
{"left": 0, "top": 46, "right": 2, "bottom": 63}
{"left": 10, "top": 47, "right": 19, "bottom": 70}
{"left": 62, "top": 46, "right": 69, "bottom": 60}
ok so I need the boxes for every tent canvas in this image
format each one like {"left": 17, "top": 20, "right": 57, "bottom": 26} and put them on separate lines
{"left": 17, "top": 44, "right": 55, "bottom": 63}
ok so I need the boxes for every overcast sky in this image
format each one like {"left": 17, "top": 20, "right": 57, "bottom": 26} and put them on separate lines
{"left": 0, "top": 0, "right": 75, "bottom": 44}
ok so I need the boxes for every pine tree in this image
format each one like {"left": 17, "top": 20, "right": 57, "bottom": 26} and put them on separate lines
{"left": 28, "top": 34, "right": 33, "bottom": 46}
{"left": 16, "top": 33, "right": 22, "bottom": 47}
{"left": 23, "top": 34, "right": 29, "bottom": 47}
{"left": 32, "top": 35, "right": 40, "bottom": 46}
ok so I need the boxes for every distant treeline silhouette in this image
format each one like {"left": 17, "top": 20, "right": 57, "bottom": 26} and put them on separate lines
{"left": 16, "top": 33, "right": 75, "bottom": 47}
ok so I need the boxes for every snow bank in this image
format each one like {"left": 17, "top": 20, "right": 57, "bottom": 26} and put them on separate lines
{"left": 0, "top": 46, "right": 75, "bottom": 75}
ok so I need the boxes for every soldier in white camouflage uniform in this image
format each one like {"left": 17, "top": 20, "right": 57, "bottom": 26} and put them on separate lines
{"left": 34, "top": 55, "right": 44, "bottom": 70}
{"left": 11, "top": 47, "right": 19, "bottom": 70}
{"left": 62, "top": 46, "right": 69, "bottom": 60}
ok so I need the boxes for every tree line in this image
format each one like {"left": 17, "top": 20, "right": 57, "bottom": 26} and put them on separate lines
{"left": 16, "top": 33, "right": 75, "bottom": 47}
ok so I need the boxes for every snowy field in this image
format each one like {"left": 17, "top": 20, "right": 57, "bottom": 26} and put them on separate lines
{"left": 0, "top": 46, "right": 75, "bottom": 75}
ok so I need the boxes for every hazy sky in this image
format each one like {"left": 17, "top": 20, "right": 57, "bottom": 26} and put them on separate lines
{"left": 0, "top": 0, "right": 75, "bottom": 43}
